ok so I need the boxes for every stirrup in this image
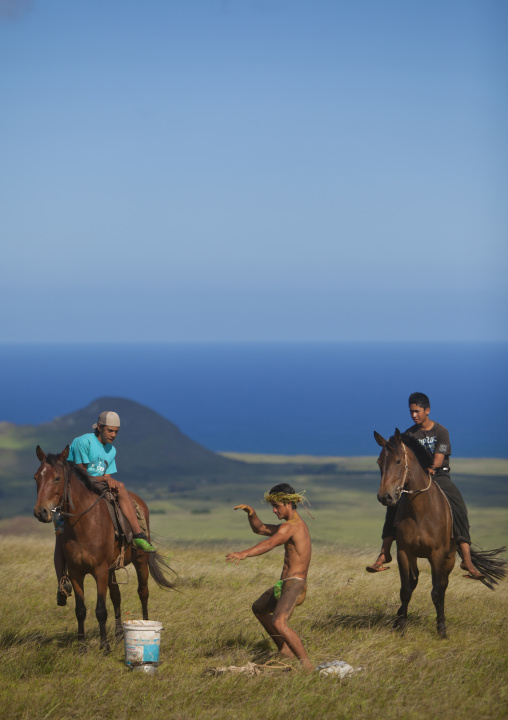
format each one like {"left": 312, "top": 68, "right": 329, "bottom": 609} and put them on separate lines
{"left": 56, "top": 575, "right": 72, "bottom": 606}
{"left": 59, "top": 575, "right": 72, "bottom": 597}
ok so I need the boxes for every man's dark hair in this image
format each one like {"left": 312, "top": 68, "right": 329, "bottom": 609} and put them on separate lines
{"left": 269, "top": 483, "right": 297, "bottom": 509}
{"left": 408, "top": 392, "right": 430, "bottom": 409}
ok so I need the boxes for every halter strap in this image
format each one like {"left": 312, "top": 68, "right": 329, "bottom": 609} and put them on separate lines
{"left": 60, "top": 490, "right": 108, "bottom": 518}
{"left": 55, "top": 461, "right": 108, "bottom": 518}
{"left": 398, "top": 442, "right": 433, "bottom": 496}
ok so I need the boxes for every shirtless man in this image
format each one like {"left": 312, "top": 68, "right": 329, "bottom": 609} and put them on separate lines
{"left": 225, "top": 483, "right": 313, "bottom": 671}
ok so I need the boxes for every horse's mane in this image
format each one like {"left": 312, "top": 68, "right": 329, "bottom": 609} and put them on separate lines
{"left": 45, "top": 454, "right": 98, "bottom": 493}
{"left": 387, "top": 433, "right": 433, "bottom": 472}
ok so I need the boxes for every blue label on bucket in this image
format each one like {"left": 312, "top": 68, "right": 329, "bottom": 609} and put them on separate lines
{"left": 123, "top": 621, "right": 162, "bottom": 667}
{"left": 125, "top": 639, "right": 160, "bottom": 664}
{"left": 143, "top": 643, "right": 159, "bottom": 662}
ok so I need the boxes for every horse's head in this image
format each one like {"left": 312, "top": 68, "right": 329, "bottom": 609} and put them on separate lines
{"left": 33, "top": 445, "right": 69, "bottom": 522}
{"left": 374, "top": 429, "right": 410, "bottom": 506}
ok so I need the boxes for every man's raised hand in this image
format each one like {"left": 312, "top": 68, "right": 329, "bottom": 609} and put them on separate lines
{"left": 234, "top": 504, "right": 254, "bottom": 516}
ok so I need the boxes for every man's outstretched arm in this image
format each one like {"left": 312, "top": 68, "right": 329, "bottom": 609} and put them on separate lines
{"left": 234, "top": 504, "right": 279, "bottom": 536}
{"left": 226, "top": 523, "right": 292, "bottom": 564}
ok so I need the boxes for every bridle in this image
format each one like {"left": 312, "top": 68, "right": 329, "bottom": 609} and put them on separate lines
{"left": 395, "top": 442, "right": 432, "bottom": 497}
{"left": 45, "top": 460, "right": 107, "bottom": 519}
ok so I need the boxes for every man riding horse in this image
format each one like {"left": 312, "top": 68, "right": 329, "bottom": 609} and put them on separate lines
{"left": 367, "top": 392, "right": 484, "bottom": 580}
{"left": 54, "top": 410, "right": 156, "bottom": 605}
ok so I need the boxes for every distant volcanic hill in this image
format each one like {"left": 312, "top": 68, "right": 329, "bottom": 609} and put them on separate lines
{"left": 35, "top": 396, "right": 244, "bottom": 479}
{"left": 0, "top": 397, "right": 249, "bottom": 517}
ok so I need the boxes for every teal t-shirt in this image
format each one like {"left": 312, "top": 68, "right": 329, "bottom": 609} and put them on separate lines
{"left": 68, "top": 432, "right": 117, "bottom": 476}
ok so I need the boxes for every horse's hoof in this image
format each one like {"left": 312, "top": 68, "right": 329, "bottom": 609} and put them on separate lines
{"left": 438, "top": 627, "right": 447, "bottom": 639}
{"left": 393, "top": 618, "right": 407, "bottom": 635}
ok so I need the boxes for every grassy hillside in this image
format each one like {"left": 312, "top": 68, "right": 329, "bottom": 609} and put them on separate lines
{"left": 3, "top": 397, "right": 507, "bottom": 523}
{"left": 0, "top": 397, "right": 252, "bottom": 518}
{"left": 1, "top": 536, "right": 507, "bottom": 720}
{"left": 222, "top": 452, "right": 508, "bottom": 476}
{"left": 5, "top": 449, "right": 507, "bottom": 549}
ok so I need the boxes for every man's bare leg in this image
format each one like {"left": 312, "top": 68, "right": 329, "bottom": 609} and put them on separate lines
{"left": 113, "top": 483, "right": 156, "bottom": 552}
{"left": 273, "top": 617, "right": 313, "bottom": 670}
{"left": 366, "top": 536, "right": 394, "bottom": 572}
{"left": 252, "top": 608, "right": 295, "bottom": 658}
{"left": 115, "top": 485, "right": 143, "bottom": 534}
{"left": 269, "top": 580, "right": 311, "bottom": 669}
{"left": 459, "top": 542, "right": 485, "bottom": 579}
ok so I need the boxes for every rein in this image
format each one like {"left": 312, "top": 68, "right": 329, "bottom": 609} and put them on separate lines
{"left": 397, "top": 443, "right": 433, "bottom": 497}
{"left": 53, "top": 462, "right": 108, "bottom": 519}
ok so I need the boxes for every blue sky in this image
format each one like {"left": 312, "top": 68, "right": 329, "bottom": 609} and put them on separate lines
{"left": 1, "top": 0, "right": 507, "bottom": 342}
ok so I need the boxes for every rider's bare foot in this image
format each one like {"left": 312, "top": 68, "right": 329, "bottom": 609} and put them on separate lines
{"left": 460, "top": 562, "right": 485, "bottom": 580}
{"left": 366, "top": 551, "right": 392, "bottom": 573}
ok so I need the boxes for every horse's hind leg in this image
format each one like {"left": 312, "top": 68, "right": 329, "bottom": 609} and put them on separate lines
{"left": 108, "top": 571, "right": 123, "bottom": 642}
{"left": 95, "top": 568, "right": 111, "bottom": 653}
{"left": 394, "top": 551, "right": 419, "bottom": 635}
{"left": 134, "top": 556, "right": 150, "bottom": 620}
{"left": 431, "top": 551, "right": 454, "bottom": 639}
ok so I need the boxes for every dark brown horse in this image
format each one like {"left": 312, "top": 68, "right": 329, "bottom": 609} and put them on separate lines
{"left": 34, "top": 446, "right": 175, "bottom": 652}
{"left": 374, "top": 429, "right": 506, "bottom": 638}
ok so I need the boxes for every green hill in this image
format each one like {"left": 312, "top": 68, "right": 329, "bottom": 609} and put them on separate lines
{"left": 0, "top": 397, "right": 253, "bottom": 517}
{"left": 1, "top": 398, "right": 507, "bottom": 537}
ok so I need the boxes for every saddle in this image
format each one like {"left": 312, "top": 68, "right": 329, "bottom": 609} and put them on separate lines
{"left": 92, "top": 481, "right": 147, "bottom": 549}
{"left": 434, "top": 483, "right": 455, "bottom": 540}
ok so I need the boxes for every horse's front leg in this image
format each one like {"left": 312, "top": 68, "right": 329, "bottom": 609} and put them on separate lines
{"left": 95, "top": 567, "right": 111, "bottom": 653}
{"left": 108, "top": 570, "right": 123, "bottom": 642}
{"left": 430, "top": 550, "right": 454, "bottom": 639}
{"left": 394, "top": 549, "right": 418, "bottom": 635}
{"left": 71, "top": 574, "right": 87, "bottom": 652}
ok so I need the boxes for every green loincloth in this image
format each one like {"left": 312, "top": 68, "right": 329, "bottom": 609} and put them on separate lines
{"left": 274, "top": 580, "right": 284, "bottom": 599}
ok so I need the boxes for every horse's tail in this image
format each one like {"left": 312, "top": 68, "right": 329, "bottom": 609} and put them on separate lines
{"left": 457, "top": 545, "right": 507, "bottom": 590}
{"left": 148, "top": 550, "right": 179, "bottom": 591}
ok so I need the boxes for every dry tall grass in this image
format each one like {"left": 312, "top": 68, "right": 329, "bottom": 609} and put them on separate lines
{"left": 1, "top": 535, "right": 507, "bottom": 720}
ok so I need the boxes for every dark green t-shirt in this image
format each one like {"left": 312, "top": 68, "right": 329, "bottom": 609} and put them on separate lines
{"left": 403, "top": 422, "right": 451, "bottom": 476}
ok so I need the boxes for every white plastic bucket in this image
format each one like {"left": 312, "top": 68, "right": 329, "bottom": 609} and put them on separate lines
{"left": 123, "top": 620, "right": 163, "bottom": 668}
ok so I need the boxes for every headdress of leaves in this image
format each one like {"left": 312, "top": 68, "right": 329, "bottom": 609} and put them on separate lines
{"left": 264, "top": 490, "right": 315, "bottom": 519}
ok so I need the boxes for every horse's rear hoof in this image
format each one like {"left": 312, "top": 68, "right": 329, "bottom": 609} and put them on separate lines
{"left": 438, "top": 626, "right": 447, "bottom": 639}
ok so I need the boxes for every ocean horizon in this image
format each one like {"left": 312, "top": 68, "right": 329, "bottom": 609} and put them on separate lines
{"left": 1, "top": 341, "right": 506, "bottom": 458}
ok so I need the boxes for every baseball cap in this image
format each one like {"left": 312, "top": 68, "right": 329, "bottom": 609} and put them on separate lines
{"left": 92, "top": 411, "right": 121, "bottom": 430}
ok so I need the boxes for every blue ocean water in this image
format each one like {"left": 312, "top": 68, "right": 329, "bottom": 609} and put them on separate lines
{"left": 0, "top": 342, "right": 506, "bottom": 458}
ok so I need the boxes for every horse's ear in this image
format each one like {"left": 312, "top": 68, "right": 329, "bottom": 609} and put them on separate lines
{"left": 60, "top": 446, "right": 70, "bottom": 462}
{"left": 36, "top": 445, "right": 46, "bottom": 462}
{"left": 394, "top": 428, "right": 401, "bottom": 442}
{"left": 374, "top": 431, "right": 387, "bottom": 447}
